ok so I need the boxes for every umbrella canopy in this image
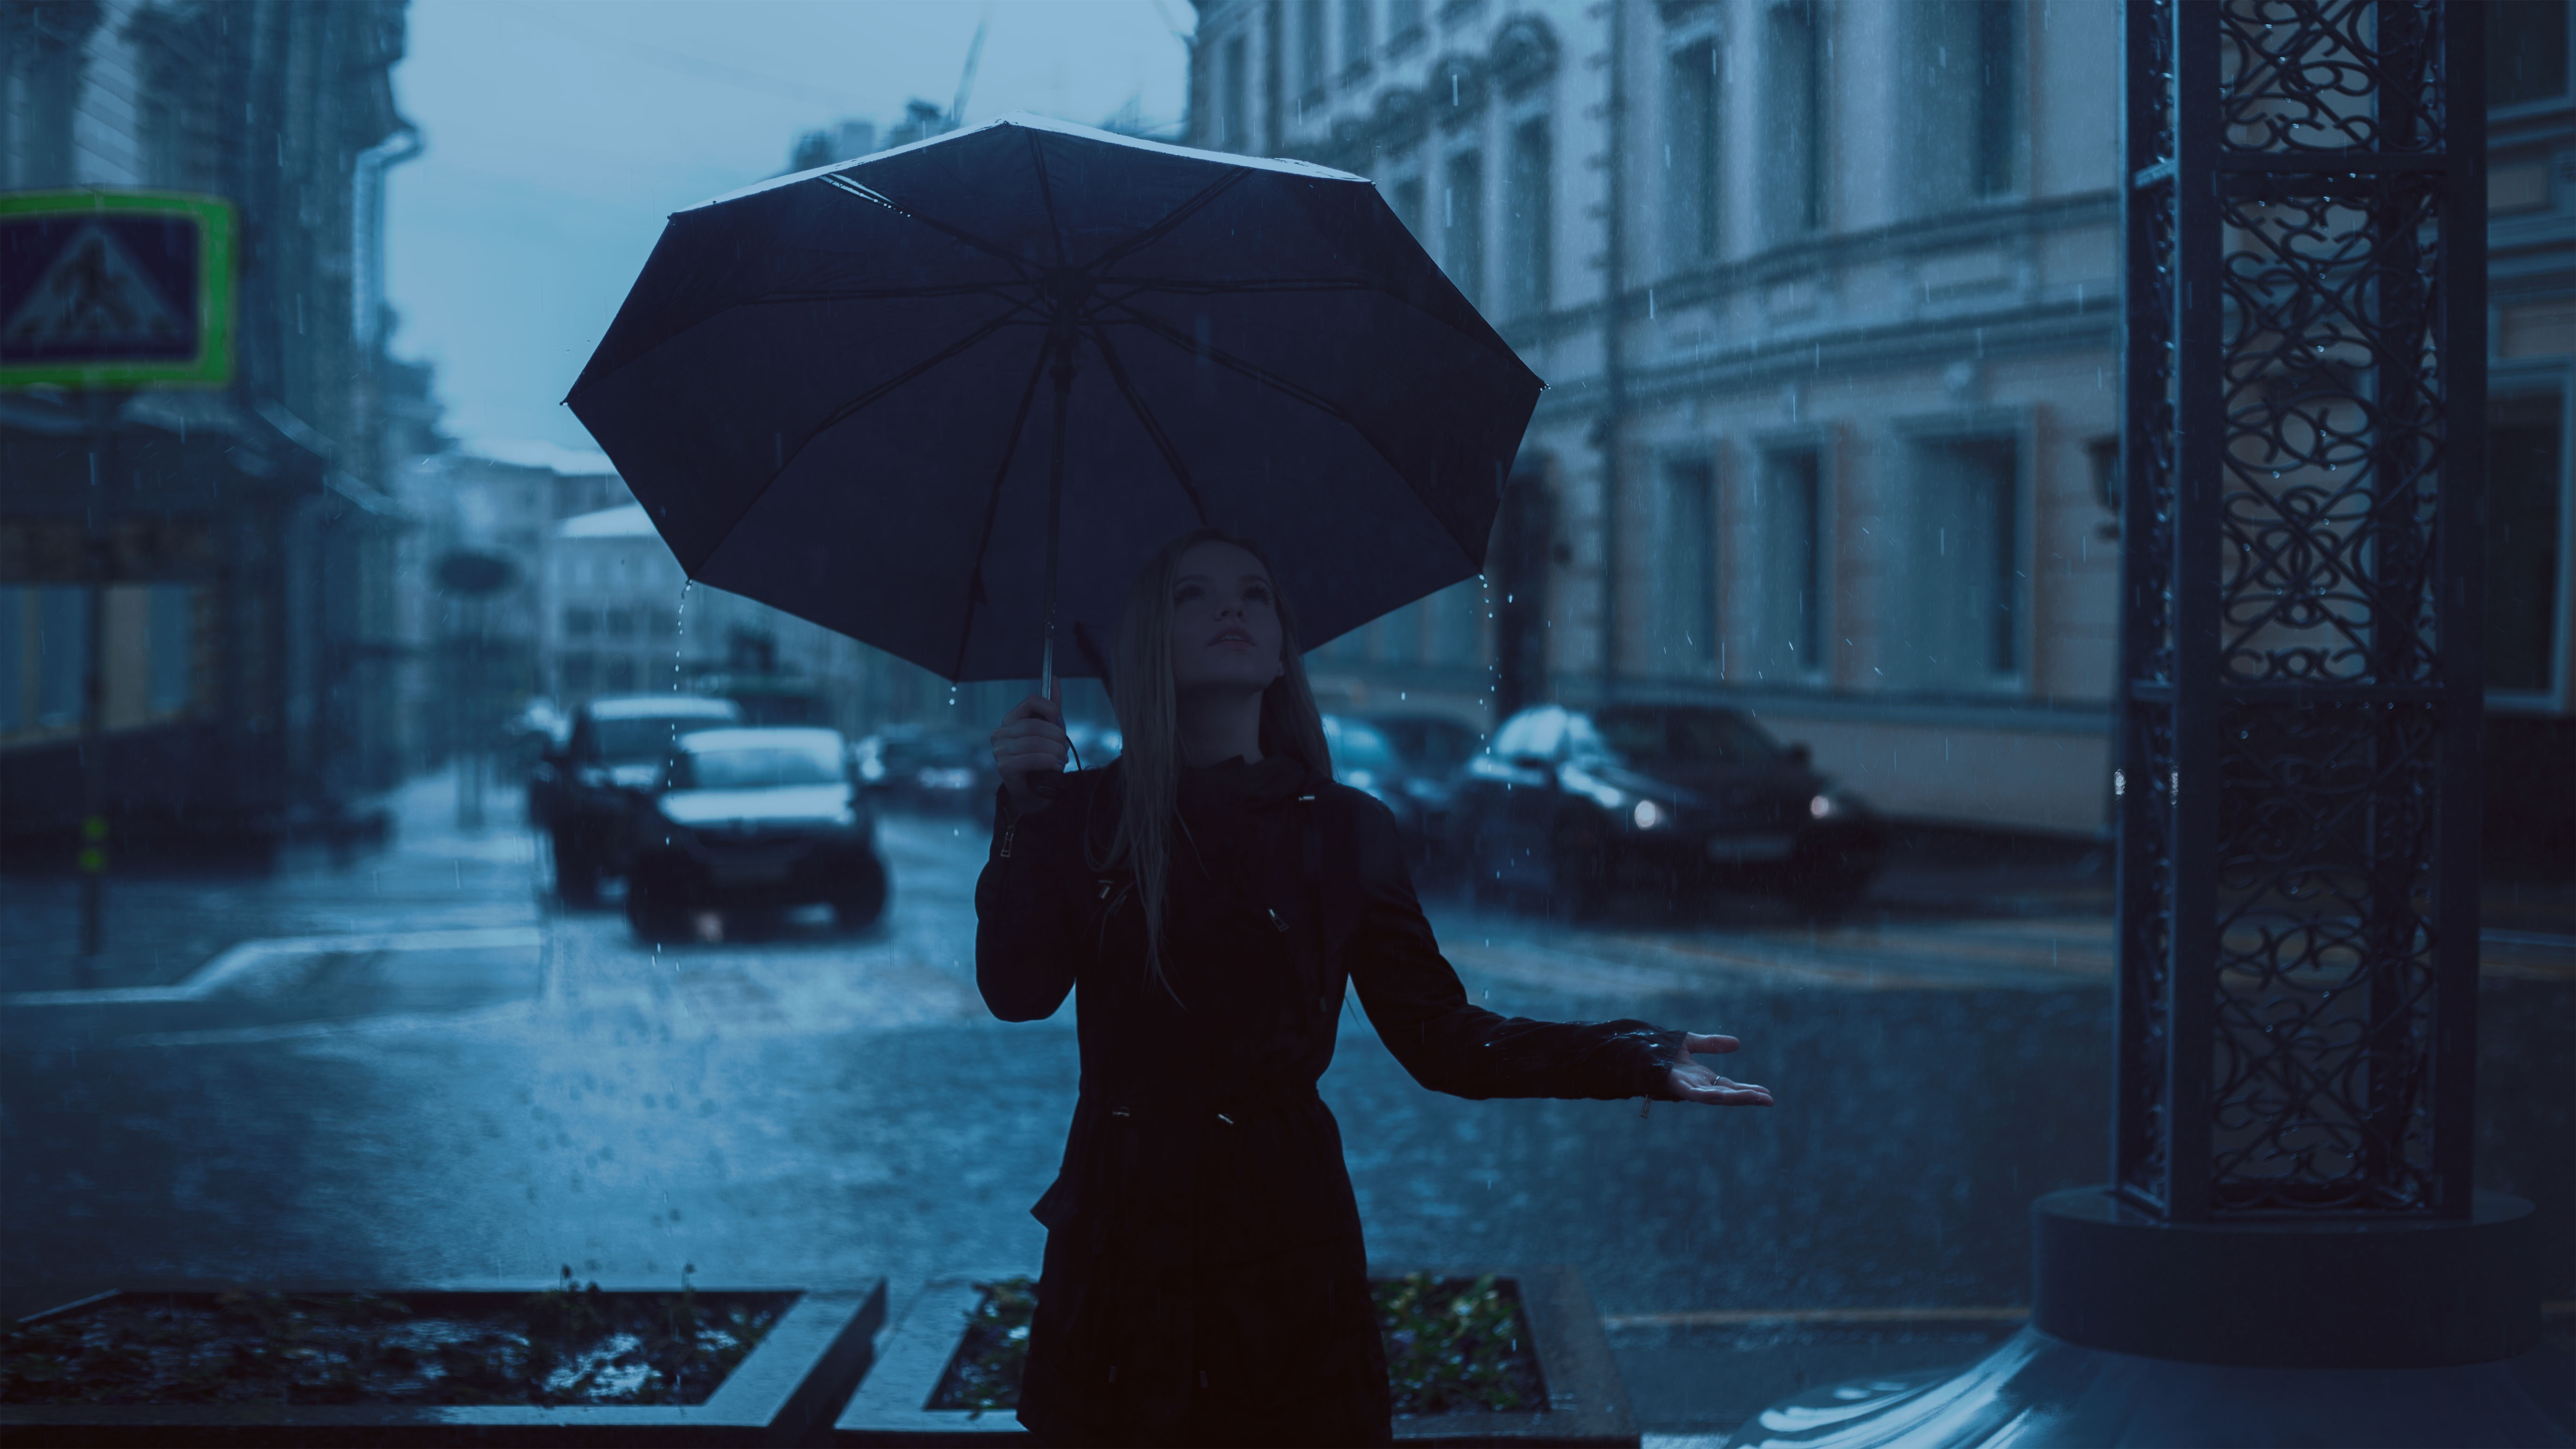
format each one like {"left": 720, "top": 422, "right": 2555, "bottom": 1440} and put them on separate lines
{"left": 566, "top": 113, "right": 1541, "bottom": 683}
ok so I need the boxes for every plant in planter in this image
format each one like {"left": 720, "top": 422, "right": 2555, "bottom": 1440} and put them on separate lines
{"left": 0, "top": 1273, "right": 886, "bottom": 1447}
{"left": 837, "top": 1264, "right": 1636, "bottom": 1446}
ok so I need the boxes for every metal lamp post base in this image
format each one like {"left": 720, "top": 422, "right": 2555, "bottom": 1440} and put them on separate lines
{"left": 1726, "top": 1190, "right": 2572, "bottom": 1448}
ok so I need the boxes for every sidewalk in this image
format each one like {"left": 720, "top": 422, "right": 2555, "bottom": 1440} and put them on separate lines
{"left": 0, "top": 771, "right": 542, "bottom": 996}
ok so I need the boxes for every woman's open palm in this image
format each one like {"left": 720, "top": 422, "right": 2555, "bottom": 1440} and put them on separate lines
{"left": 1663, "top": 1033, "right": 1774, "bottom": 1106}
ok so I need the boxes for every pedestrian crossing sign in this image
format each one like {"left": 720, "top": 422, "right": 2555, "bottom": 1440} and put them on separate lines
{"left": 0, "top": 190, "right": 236, "bottom": 389}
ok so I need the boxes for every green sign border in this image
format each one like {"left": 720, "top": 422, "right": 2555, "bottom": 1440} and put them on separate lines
{"left": 0, "top": 189, "right": 238, "bottom": 390}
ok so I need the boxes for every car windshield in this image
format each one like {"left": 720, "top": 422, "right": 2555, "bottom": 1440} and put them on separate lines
{"left": 681, "top": 743, "right": 844, "bottom": 790}
{"left": 596, "top": 717, "right": 725, "bottom": 763}
{"left": 1329, "top": 717, "right": 1399, "bottom": 774}
{"left": 1592, "top": 708, "right": 1780, "bottom": 766}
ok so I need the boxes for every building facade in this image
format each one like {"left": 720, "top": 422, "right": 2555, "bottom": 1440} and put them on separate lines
{"left": 1190, "top": 0, "right": 2574, "bottom": 847}
{"left": 1, "top": 0, "right": 419, "bottom": 854}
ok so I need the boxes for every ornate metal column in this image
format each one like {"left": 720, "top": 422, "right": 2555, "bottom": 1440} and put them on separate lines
{"left": 2112, "top": 0, "right": 2485, "bottom": 1230}
{"left": 1727, "top": 6, "right": 2563, "bottom": 1443}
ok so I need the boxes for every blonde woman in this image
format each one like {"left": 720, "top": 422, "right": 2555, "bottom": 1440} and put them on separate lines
{"left": 978, "top": 528, "right": 1771, "bottom": 1447}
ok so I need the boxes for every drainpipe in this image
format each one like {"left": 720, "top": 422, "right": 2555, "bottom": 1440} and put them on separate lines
{"left": 352, "top": 123, "right": 422, "bottom": 354}
{"left": 1595, "top": 0, "right": 1629, "bottom": 706}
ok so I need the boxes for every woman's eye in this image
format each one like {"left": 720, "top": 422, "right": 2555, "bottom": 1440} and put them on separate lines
{"left": 1174, "top": 584, "right": 1203, "bottom": 604}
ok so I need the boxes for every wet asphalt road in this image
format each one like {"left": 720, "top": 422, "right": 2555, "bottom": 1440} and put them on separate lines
{"left": 3, "top": 775, "right": 2568, "bottom": 1431}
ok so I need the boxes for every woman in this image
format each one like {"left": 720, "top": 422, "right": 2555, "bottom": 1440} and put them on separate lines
{"left": 977, "top": 529, "right": 1772, "bottom": 1447}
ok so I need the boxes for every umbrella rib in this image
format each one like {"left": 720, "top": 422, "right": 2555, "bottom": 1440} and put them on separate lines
{"left": 1097, "top": 297, "right": 1358, "bottom": 425}
{"left": 822, "top": 174, "right": 1040, "bottom": 278}
{"left": 692, "top": 310, "right": 1025, "bottom": 590}
{"left": 734, "top": 281, "right": 1033, "bottom": 304}
{"left": 1078, "top": 171, "right": 1249, "bottom": 276}
{"left": 1083, "top": 321, "right": 1210, "bottom": 527}
{"left": 801, "top": 310, "right": 1020, "bottom": 444}
{"left": 1025, "top": 131, "right": 1071, "bottom": 269}
{"left": 1099, "top": 299, "right": 1485, "bottom": 562}
{"left": 1099, "top": 276, "right": 1382, "bottom": 296}
{"left": 950, "top": 345, "right": 1055, "bottom": 680}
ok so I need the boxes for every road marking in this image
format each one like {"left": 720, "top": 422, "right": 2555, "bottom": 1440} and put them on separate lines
{"left": 118, "top": 998, "right": 543, "bottom": 1049}
{"left": 0, "top": 926, "right": 544, "bottom": 1007}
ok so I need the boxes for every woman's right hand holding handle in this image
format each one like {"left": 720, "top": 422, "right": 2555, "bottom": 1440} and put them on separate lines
{"left": 992, "top": 694, "right": 1070, "bottom": 813}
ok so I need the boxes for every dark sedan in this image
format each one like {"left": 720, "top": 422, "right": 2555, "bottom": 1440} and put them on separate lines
{"left": 1454, "top": 703, "right": 1886, "bottom": 917}
{"left": 536, "top": 694, "right": 743, "bottom": 903}
{"left": 625, "top": 727, "right": 888, "bottom": 940}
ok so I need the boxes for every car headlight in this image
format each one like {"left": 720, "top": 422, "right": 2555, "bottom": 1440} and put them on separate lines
{"left": 1810, "top": 792, "right": 1855, "bottom": 820}
{"left": 610, "top": 763, "right": 660, "bottom": 789}
{"left": 1633, "top": 799, "right": 1670, "bottom": 830}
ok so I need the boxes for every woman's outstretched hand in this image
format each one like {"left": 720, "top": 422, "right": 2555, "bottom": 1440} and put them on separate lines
{"left": 992, "top": 694, "right": 1071, "bottom": 814}
{"left": 1662, "top": 1033, "right": 1774, "bottom": 1106}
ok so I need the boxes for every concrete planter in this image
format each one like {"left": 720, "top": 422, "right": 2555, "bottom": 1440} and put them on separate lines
{"left": 0, "top": 1279, "right": 886, "bottom": 1447}
{"left": 835, "top": 1264, "right": 1637, "bottom": 1447}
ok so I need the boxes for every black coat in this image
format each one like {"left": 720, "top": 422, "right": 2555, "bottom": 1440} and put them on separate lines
{"left": 974, "top": 753, "right": 1685, "bottom": 1447}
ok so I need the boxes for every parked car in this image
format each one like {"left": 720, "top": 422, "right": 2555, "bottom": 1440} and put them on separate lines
{"left": 853, "top": 725, "right": 1002, "bottom": 824}
{"left": 1322, "top": 714, "right": 1443, "bottom": 872}
{"left": 1360, "top": 711, "right": 1487, "bottom": 874}
{"left": 1453, "top": 703, "right": 1886, "bottom": 917}
{"left": 537, "top": 694, "right": 743, "bottom": 903}
{"left": 624, "top": 726, "right": 888, "bottom": 940}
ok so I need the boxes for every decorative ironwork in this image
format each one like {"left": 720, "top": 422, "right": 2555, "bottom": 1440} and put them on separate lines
{"left": 2114, "top": 0, "right": 2483, "bottom": 1220}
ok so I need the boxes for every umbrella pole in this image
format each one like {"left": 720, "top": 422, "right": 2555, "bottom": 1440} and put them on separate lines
{"left": 1039, "top": 349, "right": 1075, "bottom": 705}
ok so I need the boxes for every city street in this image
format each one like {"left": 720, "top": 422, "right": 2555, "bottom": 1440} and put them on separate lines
{"left": 4, "top": 773, "right": 2569, "bottom": 1434}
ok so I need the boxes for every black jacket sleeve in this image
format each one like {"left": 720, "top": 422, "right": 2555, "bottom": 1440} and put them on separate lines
{"left": 1340, "top": 791, "right": 1686, "bottom": 1101}
{"left": 973, "top": 784, "right": 1088, "bottom": 1022}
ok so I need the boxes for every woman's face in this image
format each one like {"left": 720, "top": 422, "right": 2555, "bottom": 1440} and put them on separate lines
{"left": 1167, "top": 540, "right": 1284, "bottom": 695}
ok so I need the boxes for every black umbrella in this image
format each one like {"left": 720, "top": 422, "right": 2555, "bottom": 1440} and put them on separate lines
{"left": 566, "top": 113, "right": 1541, "bottom": 696}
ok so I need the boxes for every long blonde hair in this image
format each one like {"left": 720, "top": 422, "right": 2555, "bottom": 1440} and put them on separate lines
{"left": 1093, "top": 528, "right": 1331, "bottom": 996}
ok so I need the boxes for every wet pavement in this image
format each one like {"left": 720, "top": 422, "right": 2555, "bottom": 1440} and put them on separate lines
{"left": 4, "top": 772, "right": 2569, "bottom": 1434}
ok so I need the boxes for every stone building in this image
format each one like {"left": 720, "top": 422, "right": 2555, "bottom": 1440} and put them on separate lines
{"left": 1189, "top": 0, "right": 2574, "bottom": 846}
{"left": 0, "top": 0, "right": 418, "bottom": 853}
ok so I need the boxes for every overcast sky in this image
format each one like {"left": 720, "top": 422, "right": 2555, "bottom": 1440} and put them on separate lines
{"left": 385, "top": 0, "right": 1196, "bottom": 456}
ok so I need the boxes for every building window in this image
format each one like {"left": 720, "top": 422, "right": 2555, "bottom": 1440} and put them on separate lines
{"left": 37, "top": 585, "right": 85, "bottom": 728}
{"left": 1905, "top": 1, "right": 2020, "bottom": 214}
{"left": 1298, "top": 0, "right": 1328, "bottom": 104}
{"left": 1666, "top": 40, "right": 1721, "bottom": 264}
{"left": 561, "top": 653, "right": 596, "bottom": 693}
{"left": 605, "top": 655, "right": 638, "bottom": 692}
{"left": 1391, "top": 174, "right": 1427, "bottom": 237}
{"left": 0, "top": 589, "right": 22, "bottom": 735}
{"left": 1905, "top": 436, "right": 2020, "bottom": 685}
{"left": 1389, "top": 0, "right": 1425, "bottom": 47}
{"left": 2490, "top": 388, "right": 2566, "bottom": 694}
{"left": 606, "top": 608, "right": 636, "bottom": 640}
{"left": 2492, "top": 0, "right": 2572, "bottom": 108}
{"left": 1442, "top": 149, "right": 1485, "bottom": 308}
{"left": 1342, "top": 0, "right": 1372, "bottom": 75}
{"left": 1656, "top": 460, "right": 1718, "bottom": 667}
{"left": 1221, "top": 33, "right": 1251, "bottom": 148}
{"left": 1504, "top": 116, "right": 1552, "bottom": 318}
{"left": 564, "top": 606, "right": 597, "bottom": 639}
{"left": 1755, "top": 447, "right": 1824, "bottom": 678}
{"left": 148, "top": 584, "right": 195, "bottom": 714}
{"left": 1761, "top": 1, "right": 1824, "bottom": 244}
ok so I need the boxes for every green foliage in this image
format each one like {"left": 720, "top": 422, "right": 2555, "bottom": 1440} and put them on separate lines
{"left": 0, "top": 1267, "right": 783, "bottom": 1408}
{"left": 1371, "top": 1272, "right": 1543, "bottom": 1414}
{"left": 928, "top": 1276, "right": 1037, "bottom": 1419}
{"left": 923, "top": 1272, "right": 1546, "bottom": 1418}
